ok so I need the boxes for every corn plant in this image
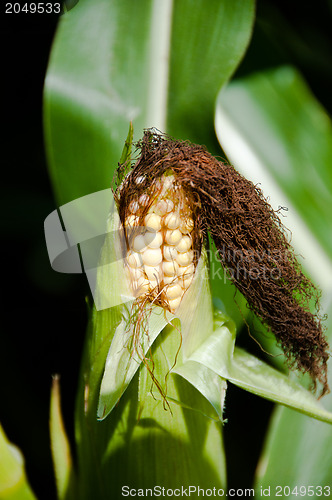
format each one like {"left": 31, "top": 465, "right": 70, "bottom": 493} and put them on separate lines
{"left": 1, "top": 1, "right": 331, "bottom": 499}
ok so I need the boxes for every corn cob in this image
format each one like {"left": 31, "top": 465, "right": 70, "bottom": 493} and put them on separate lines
{"left": 122, "top": 175, "right": 197, "bottom": 313}
{"left": 114, "top": 129, "right": 329, "bottom": 397}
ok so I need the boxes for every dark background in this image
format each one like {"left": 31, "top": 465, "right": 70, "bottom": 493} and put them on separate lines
{"left": 1, "top": 1, "right": 331, "bottom": 498}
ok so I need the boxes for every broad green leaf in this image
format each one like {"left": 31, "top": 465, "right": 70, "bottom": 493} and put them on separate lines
{"left": 174, "top": 361, "right": 227, "bottom": 421}
{"left": 50, "top": 376, "right": 76, "bottom": 500}
{"left": 75, "top": 304, "right": 227, "bottom": 499}
{"left": 97, "top": 303, "right": 173, "bottom": 419}
{"left": 255, "top": 306, "right": 332, "bottom": 492}
{"left": 44, "top": 0, "right": 255, "bottom": 205}
{"left": 166, "top": 0, "right": 255, "bottom": 147}
{"left": 215, "top": 66, "right": 332, "bottom": 292}
{"left": 176, "top": 248, "right": 214, "bottom": 359}
{"left": 185, "top": 312, "right": 332, "bottom": 425}
{"left": 73, "top": 187, "right": 226, "bottom": 497}
{"left": 214, "top": 64, "right": 332, "bottom": 487}
{"left": 0, "top": 425, "right": 36, "bottom": 500}
{"left": 44, "top": 1, "right": 256, "bottom": 494}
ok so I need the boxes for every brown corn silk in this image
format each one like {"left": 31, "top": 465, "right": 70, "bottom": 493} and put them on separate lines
{"left": 115, "top": 130, "right": 329, "bottom": 397}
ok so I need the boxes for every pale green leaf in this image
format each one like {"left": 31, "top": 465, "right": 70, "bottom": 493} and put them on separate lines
{"left": 215, "top": 64, "right": 332, "bottom": 485}
{"left": 215, "top": 66, "right": 332, "bottom": 291}
{"left": 176, "top": 248, "right": 214, "bottom": 359}
{"left": 186, "top": 316, "right": 332, "bottom": 424}
{"left": 97, "top": 303, "right": 173, "bottom": 420}
{"left": 173, "top": 361, "right": 227, "bottom": 421}
{"left": 44, "top": 0, "right": 255, "bottom": 205}
{"left": 254, "top": 305, "right": 332, "bottom": 491}
{"left": 0, "top": 425, "right": 36, "bottom": 500}
{"left": 50, "top": 376, "right": 76, "bottom": 500}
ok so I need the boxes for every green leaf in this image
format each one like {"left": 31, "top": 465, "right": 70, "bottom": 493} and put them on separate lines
{"left": 174, "top": 361, "right": 227, "bottom": 421}
{"left": 254, "top": 307, "right": 332, "bottom": 491}
{"left": 44, "top": 1, "right": 256, "bottom": 495}
{"left": 184, "top": 312, "right": 332, "bottom": 425}
{"left": 215, "top": 64, "right": 332, "bottom": 487}
{"left": 215, "top": 66, "right": 332, "bottom": 289}
{"left": 166, "top": 0, "right": 255, "bottom": 147}
{"left": 176, "top": 248, "right": 214, "bottom": 358}
{"left": 0, "top": 425, "right": 37, "bottom": 500}
{"left": 97, "top": 303, "right": 173, "bottom": 420}
{"left": 50, "top": 376, "right": 76, "bottom": 500}
{"left": 72, "top": 200, "right": 227, "bottom": 497}
{"left": 44, "top": 0, "right": 255, "bottom": 205}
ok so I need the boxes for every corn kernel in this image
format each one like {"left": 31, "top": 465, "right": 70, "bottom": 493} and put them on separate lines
{"left": 139, "top": 194, "right": 150, "bottom": 206}
{"left": 176, "top": 235, "right": 192, "bottom": 253}
{"left": 165, "top": 229, "right": 182, "bottom": 246}
{"left": 127, "top": 251, "right": 143, "bottom": 268}
{"left": 144, "top": 231, "right": 163, "bottom": 248}
{"left": 178, "top": 263, "right": 195, "bottom": 277}
{"left": 164, "top": 212, "right": 180, "bottom": 229}
{"left": 125, "top": 215, "right": 139, "bottom": 230}
{"left": 128, "top": 200, "right": 139, "bottom": 214}
{"left": 176, "top": 250, "right": 193, "bottom": 267}
{"left": 128, "top": 267, "right": 144, "bottom": 281}
{"left": 168, "top": 296, "right": 182, "bottom": 312}
{"left": 183, "top": 275, "right": 194, "bottom": 289}
{"left": 179, "top": 217, "right": 194, "bottom": 234}
{"left": 153, "top": 199, "right": 169, "bottom": 216}
{"left": 163, "top": 245, "right": 178, "bottom": 262}
{"left": 162, "top": 260, "right": 179, "bottom": 276}
{"left": 132, "top": 235, "right": 147, "bottom": 253}
{"left": 165, "top": 283, "right": 183, "bottom": 300}
{"left": 164, "top": 199, "right": 174, "bottom": 213}
{"left": 144, "top": 265, "right": 162, "bottom": 282}
{"left": 163, "top": 275, "right": 178, "bottom": 285}
{"left": 142, "top": 248, "right": 163, "bottom": 266}
{"left": 144, "top": 213, "right": 162, "bottom": 232}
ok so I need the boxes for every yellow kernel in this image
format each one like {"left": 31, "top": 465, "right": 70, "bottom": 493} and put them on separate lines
{"left": 165, "top": 283, "right": 183, "bottom": 300}
{"left": 164, "top": 199, "right": 174, "bottom": 213}
{"left": 168, "top": 296, "right": 182, "bottom": 312}
{"left": 162, "top": 176, "right": 175, "bottom": 192}
{"left": 142, "top": 248, "right": 163, "bottom": 266}
{"left": 128, "top": 200, "right": 139, "bottom": 214}
{"left": 144, "top": 231, "right": 163, "bottom": 248}
{"left": 148, "top": 278, "right": 159, "bottom": 291}
{"left": 178, "top": 263, "right": 195, "bottom": 277}
{"left": 163, "top": 275, "right": 178, "bottom": 285}
{"left": 176, "top": 235, "right": 192, "bottom": 253}
{"left": 125, "top": 215, "right": 139, "bottom": 230}
{"left": 126, "top": 251, "right": 143, "bottom": 268}
{"left": 132, "top": 235, "right": 146, "bottom": 253}
{"left": 134, "top": 279, "right": 150, "bottom": 295}
{"left": 165, "top": 229, "right": 182, "bottom": 245}
{"left": 144, "top": 213, "right": 162, "bottom": 232}
{"left": 162, "top": 260, "right": 179, "bottom": 276}
{"left": 128, "top": 267, "right": 144, "bottom": 282}
{"left": 179, "top": 217, "right": 194, "bottom": 234}
{"left": 144, "top": 265, "right": 162, "bottom": 282}
{"left": 176, "top": 250, "right": 193, "bottom": 267}
{"left": 139, "top": 194, "right": 150, "bottom": 206}
{"left": 163, "top": 245, "right": 178, "bottom": 261}
{"left": 183, "top": 275, "right": 194, "bottom": 289}
{"left": 153, "top": 199, "right": 168, "bottom": 216}
{"left": 164, "top": 212, "right": 180, "bottom": 229}
{"left": 135, "top": 176, "right": 145, "bottom": 185}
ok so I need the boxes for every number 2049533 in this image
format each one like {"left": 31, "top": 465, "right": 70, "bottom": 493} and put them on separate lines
{"left": 5, "top": 3, "right": 61, "bottom": 14}
{"left": 273, "top": 485, "right": 331, "bottom": 497}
